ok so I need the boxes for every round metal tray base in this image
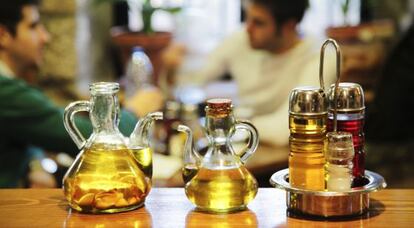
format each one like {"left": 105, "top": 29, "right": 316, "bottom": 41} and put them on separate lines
{"left": 269, "top": 169, "right": 386, "bottom": 217}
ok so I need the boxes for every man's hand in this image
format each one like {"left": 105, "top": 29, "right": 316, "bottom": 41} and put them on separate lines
{"left": 125, "top": 87, "right": 165, "bottom": 117}
{"left": 162, "top": 43, "right": 187, "bottom": 71}
{"left": 28, "top": 170, "right": 57, "bottom": 188}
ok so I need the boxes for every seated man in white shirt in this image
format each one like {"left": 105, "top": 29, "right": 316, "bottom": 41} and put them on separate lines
{"left": 163, "top": 0, "right": 336, "bottom": 146}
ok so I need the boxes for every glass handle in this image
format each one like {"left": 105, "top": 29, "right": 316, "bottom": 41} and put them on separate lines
{"left": 63, "top": 101, "right": 90, "bottom": 149}
{"left": 235, "top": 120, "right": 259, "bottom": 164}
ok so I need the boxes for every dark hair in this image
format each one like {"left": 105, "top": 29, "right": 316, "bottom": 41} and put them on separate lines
{"left": 0, "top": 0, "right": 39, "bottom": 36}
{"left": 250, "top": 0, "right": 309, "bottom": 27}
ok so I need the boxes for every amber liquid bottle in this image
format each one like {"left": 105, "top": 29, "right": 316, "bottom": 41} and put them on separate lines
{"left": 179, "top": 99, "right": 259, "bottom": 213}
{"left": 63, "top": 82, "right": 150, "bottom": 213}
{"left": 289, "top": 115, "right": 326, "bottom": 190}
{"left": 288, "top": 86, "right": 326, "bottom": 191}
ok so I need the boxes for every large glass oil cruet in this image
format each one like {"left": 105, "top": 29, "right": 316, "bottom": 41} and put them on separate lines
{"left": 177, "top": 98, "right": 259, "bottom": 213}
{"left": 288, "top": 39, "right": 342, "bottom": 191}
{"left": 62, "top": 82, "right": 155, "bottom": 213}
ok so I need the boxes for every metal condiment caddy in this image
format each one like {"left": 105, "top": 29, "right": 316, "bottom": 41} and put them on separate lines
{"left": 269, "top": 39, "right": 386, "bottom": 218}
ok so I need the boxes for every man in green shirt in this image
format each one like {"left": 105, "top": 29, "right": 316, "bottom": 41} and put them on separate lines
{"left": 0, "top": 0, "right": 137, "bottom": 187}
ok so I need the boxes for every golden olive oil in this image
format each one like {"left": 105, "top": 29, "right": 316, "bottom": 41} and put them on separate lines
{"left": 182, "top": 164, "right": 199, "bottom": 184}
{"left": 130, "top": 146, "right": 153, "bottom": 179}
{"left": 289, "top": 115, "right": 326, "bottom": 190}
{"left": 63, "top": 144, "right": 150, "bottom": 213}
{"left": 185, "top": 166, "right": 258, "bottom": 213}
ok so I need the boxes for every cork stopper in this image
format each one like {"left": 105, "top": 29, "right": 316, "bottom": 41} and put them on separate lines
{"left": 206, "top": 98, "right": 232, "bottom": 117}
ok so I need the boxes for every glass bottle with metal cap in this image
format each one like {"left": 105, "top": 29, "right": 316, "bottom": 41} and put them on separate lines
{"left": 177, "top": 98, "right": 259, "bottom": 213}
{"left": 288, "top": 86, "right": 327, "bottom": 191}
{"left": 327, "top": 82, "right": 366, "bottom": 186}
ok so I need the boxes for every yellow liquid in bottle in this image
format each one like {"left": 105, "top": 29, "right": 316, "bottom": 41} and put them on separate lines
{"left": 289, "top": 115, "right": 326, "bottom": 191}
{"left": 63, "top": 144, "right": 150, "bottom": 213}
{"left": 130, "top": 147, "right": 153, "bottom": 179}
{"left": 182, "top": 164, "right": 199, "bottom": 184}
{"left": 185, "top": 166, "right": 258, "bottom": 213}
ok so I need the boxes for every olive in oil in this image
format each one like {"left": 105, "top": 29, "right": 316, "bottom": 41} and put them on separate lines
{"left": 184, "top": 166, "right": 258, "bottom": 213}
{"left": 289, "top": 114, "right": 326, "bottom": 191}
{"left": 63, "top": 145, "right": 150, "bottom": 213}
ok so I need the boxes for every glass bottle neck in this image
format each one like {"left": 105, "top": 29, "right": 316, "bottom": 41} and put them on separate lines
{"left": 205, "top": 114, "right": 235, "bottom": 147}
{"left": 90, "top": 93, "right": 119, "bottom": 133}
{"left": 203, "top": 113, "right": 241, "bottom": 169}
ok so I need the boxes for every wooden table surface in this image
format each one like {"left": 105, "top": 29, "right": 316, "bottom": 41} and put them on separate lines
{"left": 0, "top": 188, "right": 413, "bottom": 227}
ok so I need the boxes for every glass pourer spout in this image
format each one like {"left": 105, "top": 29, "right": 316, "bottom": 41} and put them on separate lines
{"left": 128, "top": 111, "right": 163, "bottom": 179}
{"left": 129, "top": 112, "right": 163, "bottom": 148}
{"left": 177, "top": 125, "right": 201, "bottom": 184}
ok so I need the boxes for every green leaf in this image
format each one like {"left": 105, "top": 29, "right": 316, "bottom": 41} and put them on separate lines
{"left": 341, "top": 0, "right": 350, "bottom": 14}
{"left": 92, "top": 0, "right": 181, "bottom": 34}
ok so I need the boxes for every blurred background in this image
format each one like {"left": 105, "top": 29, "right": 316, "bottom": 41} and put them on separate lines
{"left": 23, "top": 0, "right": 414, "bottom": 188}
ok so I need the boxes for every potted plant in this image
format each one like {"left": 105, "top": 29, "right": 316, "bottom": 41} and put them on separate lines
{"left": 94, "top": 0, "right": 181, "bottom": 82}
{"left": 326, "top": 0, "right": 359, "bottom": 41}
{"left": 95, "top": 0, "right": 180, "bottom": 33}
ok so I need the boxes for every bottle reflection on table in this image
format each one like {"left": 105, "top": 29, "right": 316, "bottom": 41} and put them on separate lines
{"left": 63, "top": 207, "right": 152, "bottom": 228}
{"left": 185, "top": 208, "right": 258, "bottom": 228}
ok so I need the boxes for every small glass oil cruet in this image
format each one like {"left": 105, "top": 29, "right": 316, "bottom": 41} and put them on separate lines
{"left": 62, "top": 82, "right": 161, "bottom": 213}
{"left": 177, "top": 98, "right": 259, "bottom": 213}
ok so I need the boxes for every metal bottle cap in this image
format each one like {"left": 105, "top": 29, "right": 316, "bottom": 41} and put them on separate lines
{"left": 289, "top": 86, "right": 327, "bottom": 115}
{"left": 328, "top": 82, "right": 365, "bottom": 112}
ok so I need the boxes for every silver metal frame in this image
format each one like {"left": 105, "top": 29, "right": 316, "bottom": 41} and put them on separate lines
{"left": 270, "top": 169, "right": 387, "bottom": 217}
